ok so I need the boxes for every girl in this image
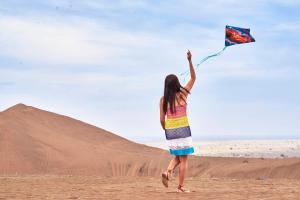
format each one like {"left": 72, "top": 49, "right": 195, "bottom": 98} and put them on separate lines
{"left": 160, "top": 50, "right": 196, "bottom": 193}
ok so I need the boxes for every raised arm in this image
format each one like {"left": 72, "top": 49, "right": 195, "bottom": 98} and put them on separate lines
{"left": 184, "top": 50, "right": 196, "bottom": 93}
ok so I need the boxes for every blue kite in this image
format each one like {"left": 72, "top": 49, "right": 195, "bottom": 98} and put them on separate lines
{"left": 225, "top": 25, "right": 255, "bottom": 46}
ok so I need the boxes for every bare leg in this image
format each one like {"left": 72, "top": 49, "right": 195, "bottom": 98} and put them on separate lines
{"left": 167, "top": 156, "right": 180, "bottom": 172}
{"left": 163, "top": 156, "right": 180, "bottom": 180}
{"left": 178, "top": 155, "right": 188, "bottom": 186}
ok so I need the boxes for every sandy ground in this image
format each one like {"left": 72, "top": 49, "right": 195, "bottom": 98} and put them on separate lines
{"left": 0, "top": 175, "right": 299, "bottom": 200}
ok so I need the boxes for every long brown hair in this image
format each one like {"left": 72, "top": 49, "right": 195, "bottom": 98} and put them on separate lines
{"left": 163, "top": 74, "right": 189, "bottom": 115}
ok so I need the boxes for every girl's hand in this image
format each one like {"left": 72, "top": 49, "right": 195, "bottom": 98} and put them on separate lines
{"left": 184, "top": 49, "right": 196, "bottom": 93}
{"left": 187, "top": 50, "right": 192, "bottom": 61}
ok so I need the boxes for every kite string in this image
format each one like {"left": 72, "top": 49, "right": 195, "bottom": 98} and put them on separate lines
{"left": 180, "top": 46, "right": 227, "bottom": 82}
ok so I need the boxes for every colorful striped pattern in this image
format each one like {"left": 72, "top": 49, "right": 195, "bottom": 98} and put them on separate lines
{"left": 165, "top": 116, "right": 189, "bottom": 129}
{"left": 165, "top": 104, "right": 194, "bottom": 156}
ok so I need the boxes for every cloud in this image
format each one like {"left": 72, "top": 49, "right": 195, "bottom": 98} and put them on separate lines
{"left": 0, "top": 14, "right": 171, "bottom": 67}
{"left": 0, "top": 0, "right": 300, "bottom": 141}
{"left": 0, "top": 16, "right": 107, "bottom": 65}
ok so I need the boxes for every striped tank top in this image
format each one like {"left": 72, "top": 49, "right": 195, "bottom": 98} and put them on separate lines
{"left": 165, "top": 103, "right": 194, "bottom": 156}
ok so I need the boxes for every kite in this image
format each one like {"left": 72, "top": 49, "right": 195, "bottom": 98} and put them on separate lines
{"left": 225, "top": 25, "right": 255, "bottom": 46}
{"left": 181, "top": 25, "right": 255, "bottom": 80}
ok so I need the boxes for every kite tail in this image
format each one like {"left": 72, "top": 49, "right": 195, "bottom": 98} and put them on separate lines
{"left": 180, "top": 46, "right": 227, "bottom": 82}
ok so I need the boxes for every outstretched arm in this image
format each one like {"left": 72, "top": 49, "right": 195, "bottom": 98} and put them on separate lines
{"left": 184, "top": 50, "right": 196, "bottom": 94}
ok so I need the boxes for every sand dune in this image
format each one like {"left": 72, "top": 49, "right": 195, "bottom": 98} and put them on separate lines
{"left": 0, "top": 104, "right": 169, "bottom": 176}
{"left": 1, "top": 103, "right": 300, "bottom": 180}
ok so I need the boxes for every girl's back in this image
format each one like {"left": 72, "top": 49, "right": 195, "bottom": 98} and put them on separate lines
{"left": 166, "top": 92, "right": 188, "bottom": 119}
{"left": 164, "top": 92, "right": 193, "bottom": 155}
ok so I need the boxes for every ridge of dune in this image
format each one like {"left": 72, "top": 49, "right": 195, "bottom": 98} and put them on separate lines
{"left": 1, "top": 103, "right": 129, "bottom": 143}
{"left": 0, "top": 103, "right": 300, "bottom": 179}
{"left": 2, "top": 103, "right": 28, "bottom": 112}
{"left": 0, "top": 103, "right": 29, "bottom": 118}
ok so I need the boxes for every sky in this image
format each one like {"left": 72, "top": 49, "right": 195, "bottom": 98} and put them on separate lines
{"left": 0, "top": 0, "right": 299, "bottom": 143}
